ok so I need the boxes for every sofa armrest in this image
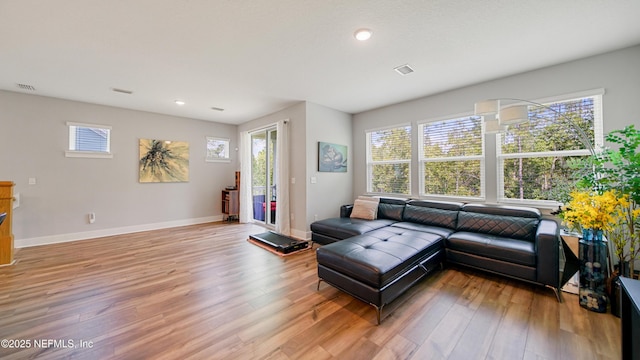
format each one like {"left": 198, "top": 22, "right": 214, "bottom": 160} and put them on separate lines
{"left": 535, "top": 219, "right": 560, "bottom": 287}
{"left": 340, "top": 204, "right": 354, "bottom": 218}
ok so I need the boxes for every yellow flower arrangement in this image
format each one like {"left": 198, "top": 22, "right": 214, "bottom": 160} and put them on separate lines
{"left": 561, "top": 190, "right": 625, "bottom": 232}
{"left": 607, "top": 194, "right": 640, "bottom": 275}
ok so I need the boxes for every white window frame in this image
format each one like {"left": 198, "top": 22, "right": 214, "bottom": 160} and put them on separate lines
{"left": 496, "top": 90, "right": 605, "bottom": 207}
{"left": 365, "top": 124, "right": 412, "bottom": 196}
{"left": 206, "top": 136, "right": 231, "bottom": 162}
{"left": 417, "top": 113, "right": 485, "bottom": 201}
{"left": 65, "top": 122, "right": 113, "bottom": 159}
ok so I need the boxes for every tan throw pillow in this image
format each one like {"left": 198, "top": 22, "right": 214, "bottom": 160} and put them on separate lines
{"left": 350, "top": 198, "right": 379, "bottom": 220}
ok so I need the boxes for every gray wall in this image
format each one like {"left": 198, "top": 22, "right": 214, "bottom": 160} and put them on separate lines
{"left": 0, "top": 91, "right": 238, "bottom": 245}
{"left": 306, "top": 102, "right": 353, "bottom": 225}
{"left": 238, "top": 102, "right": 308, "bottom": 238}
{"left": 352, "top": 45, "right": 640, "bottom": 202}
{"left": 4, "top": 45, "right": 638, "bottom": 247}
{"left": 238, "top": 101, "right": 353, "bottom": 239}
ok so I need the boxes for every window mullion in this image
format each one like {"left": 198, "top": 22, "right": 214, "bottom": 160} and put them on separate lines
{"left": 423, "top": 155, "right": 484, "bottom": 162}
{"left": 499, "top": 149, "right": 591, "bottom": 159}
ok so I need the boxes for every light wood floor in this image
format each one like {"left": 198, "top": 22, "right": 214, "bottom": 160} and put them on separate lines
{"left": 0, "top": 222, "right": 621, "bottom": 359}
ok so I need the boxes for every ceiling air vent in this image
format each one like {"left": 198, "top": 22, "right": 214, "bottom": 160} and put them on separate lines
{"left": 112, "top": 88, "right": 133, "bottom": 94}
{"left": 16, "top": 83, "right": 36, "bottom": 91}
{"left": 211, "top": 107, "right": 225, "bottom": 112}
{"left": 394, "top": 64, "right": 414, "bottom": 76}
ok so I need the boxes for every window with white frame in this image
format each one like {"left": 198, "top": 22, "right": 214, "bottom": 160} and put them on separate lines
{"left": 66, "top": 122, "right": 112, "bottom": 158}
{"left": 418, "top": 115, "right": 484, "bottom": 199}
{"left": 366, "top": 125, "right": 411, "bottom": 195}
{"left": 206, "top": 137, "right": 230, "bottom": 162}
{"left": 497, "top": 92, "right": 603, "bottom": 205}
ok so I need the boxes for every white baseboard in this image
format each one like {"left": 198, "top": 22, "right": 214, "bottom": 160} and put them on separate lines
{"left": 0, "top": 260, "right": 17, "bottom": 267}
{"left": 15, "top": 215, "right": 223, "bottom": 248}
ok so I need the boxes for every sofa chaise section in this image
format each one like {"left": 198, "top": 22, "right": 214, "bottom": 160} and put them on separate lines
{"left": 316, "top": 226, "right": 444, "bottom": 324}
{"left": 310, "top": 197, "right": 408, "bottom": 245}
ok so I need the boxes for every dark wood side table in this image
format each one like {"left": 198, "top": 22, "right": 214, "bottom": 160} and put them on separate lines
{"left": 221, "top": 171, "right": 240, "bottom": 222}
{"left": 560, "top": 230, "right": 581, "bottom": 294}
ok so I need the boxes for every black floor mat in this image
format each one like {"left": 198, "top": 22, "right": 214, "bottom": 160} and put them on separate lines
{"left": 249, "top": 231, "right": 309, "bottom": 254}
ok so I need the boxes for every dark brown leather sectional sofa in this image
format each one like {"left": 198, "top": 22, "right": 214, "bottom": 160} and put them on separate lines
{"left": 311, "top": 198, "right": 561, "bottom": 323}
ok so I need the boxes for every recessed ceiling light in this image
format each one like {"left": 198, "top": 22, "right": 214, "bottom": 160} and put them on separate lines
{"left": 175, "top": 100, "right": 185, "bottom": 106}
{"left": 354, "top": 28, "right": 372, "bottom": 41}
{"left": 394, "top": 64, "right": 415, "bottom": 75}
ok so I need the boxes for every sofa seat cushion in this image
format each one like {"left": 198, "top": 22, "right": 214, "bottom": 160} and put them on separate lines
{"left": 391, "top": 222, "right": 455, "bottom": 239}
{"left": 310, "top": 217, "right": 396, "bottom": 240}
{"left": 316, "top": 227, "right": 444, "bottom": 288}
{"left": 446, "top": 231, "right": 536, "bottom": 267}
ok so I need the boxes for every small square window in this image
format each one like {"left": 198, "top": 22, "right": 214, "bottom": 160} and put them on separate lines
{"left": 65, "top": 122, "right": 113, "bottom": 158}
{"left": 206, "top": 137, "right": 230, "bottom": 162}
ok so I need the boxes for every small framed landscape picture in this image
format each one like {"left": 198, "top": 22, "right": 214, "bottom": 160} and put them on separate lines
{"left": 318, "top": 141, "right": 347, "bottom": 172}
{"left": 206, "top": 137, "right": 231, "bottom": 162}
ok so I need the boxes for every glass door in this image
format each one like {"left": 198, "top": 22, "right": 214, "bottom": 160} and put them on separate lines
{"left": 251, "top": 127, "right": 277, "bottom": 225}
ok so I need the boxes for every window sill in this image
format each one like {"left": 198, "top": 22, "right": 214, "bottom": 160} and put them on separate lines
{"left": 498, "top": 198, "right": 561, "bottom": 210}
{"left": 65, "top": 151, "right": 113, "bottom": 159}
{"left": 417, "top": 194, "right": 486, "bottom": 203}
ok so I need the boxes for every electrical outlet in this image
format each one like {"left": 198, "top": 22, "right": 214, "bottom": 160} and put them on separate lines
{"left": 89, "top": 212, "right": 96, "bottom": 224}
{"left": 12, "top": 193, "right": 20, "bottom": 209}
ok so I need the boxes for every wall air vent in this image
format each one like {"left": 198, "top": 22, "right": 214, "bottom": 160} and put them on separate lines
{"left": 211, "top": 107, "right": 225, "bottom": 112}
{"left": 393, "top": 64, "right": 415, "bottom": 76}
{"left": 16, "top": 83, "right": 36, "bottom": 91}
{"left": 112, "top": 88, "right": 133, "bottom": 94}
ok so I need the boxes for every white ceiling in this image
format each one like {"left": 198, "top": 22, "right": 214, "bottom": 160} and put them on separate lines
{"left": 2, "top": 0, "right": 640, "bottom": 125}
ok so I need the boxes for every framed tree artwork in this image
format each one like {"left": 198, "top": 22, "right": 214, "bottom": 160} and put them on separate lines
{"left": 139, "top": 139, "right": 189, "bottom": 183}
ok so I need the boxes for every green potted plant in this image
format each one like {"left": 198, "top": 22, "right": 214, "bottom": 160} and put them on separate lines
{"left": 584, "top": 125, "right": 640, "bottom": 277}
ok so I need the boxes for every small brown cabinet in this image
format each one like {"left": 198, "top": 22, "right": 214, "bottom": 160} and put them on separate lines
{"left": 221, "top": 171, "right": 240, "bottom": 221}
{"left": 0, "top": 181, "right": 15, "bottom": 265}
{"left": 222, "top": 189, "right": 239, "bottom": 221}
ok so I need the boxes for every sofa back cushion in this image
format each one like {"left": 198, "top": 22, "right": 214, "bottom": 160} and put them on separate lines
{"left": 407, "top": 200, "right": 464, "bottom": 211}
{"left": 377, "top": 198, "right": 408, "bottom": 221}
{"left": 457, "top": 204, "right": 540, "bottom": 242}
{"left": 402, "top": 201, "right": 463, "bottom": 229}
